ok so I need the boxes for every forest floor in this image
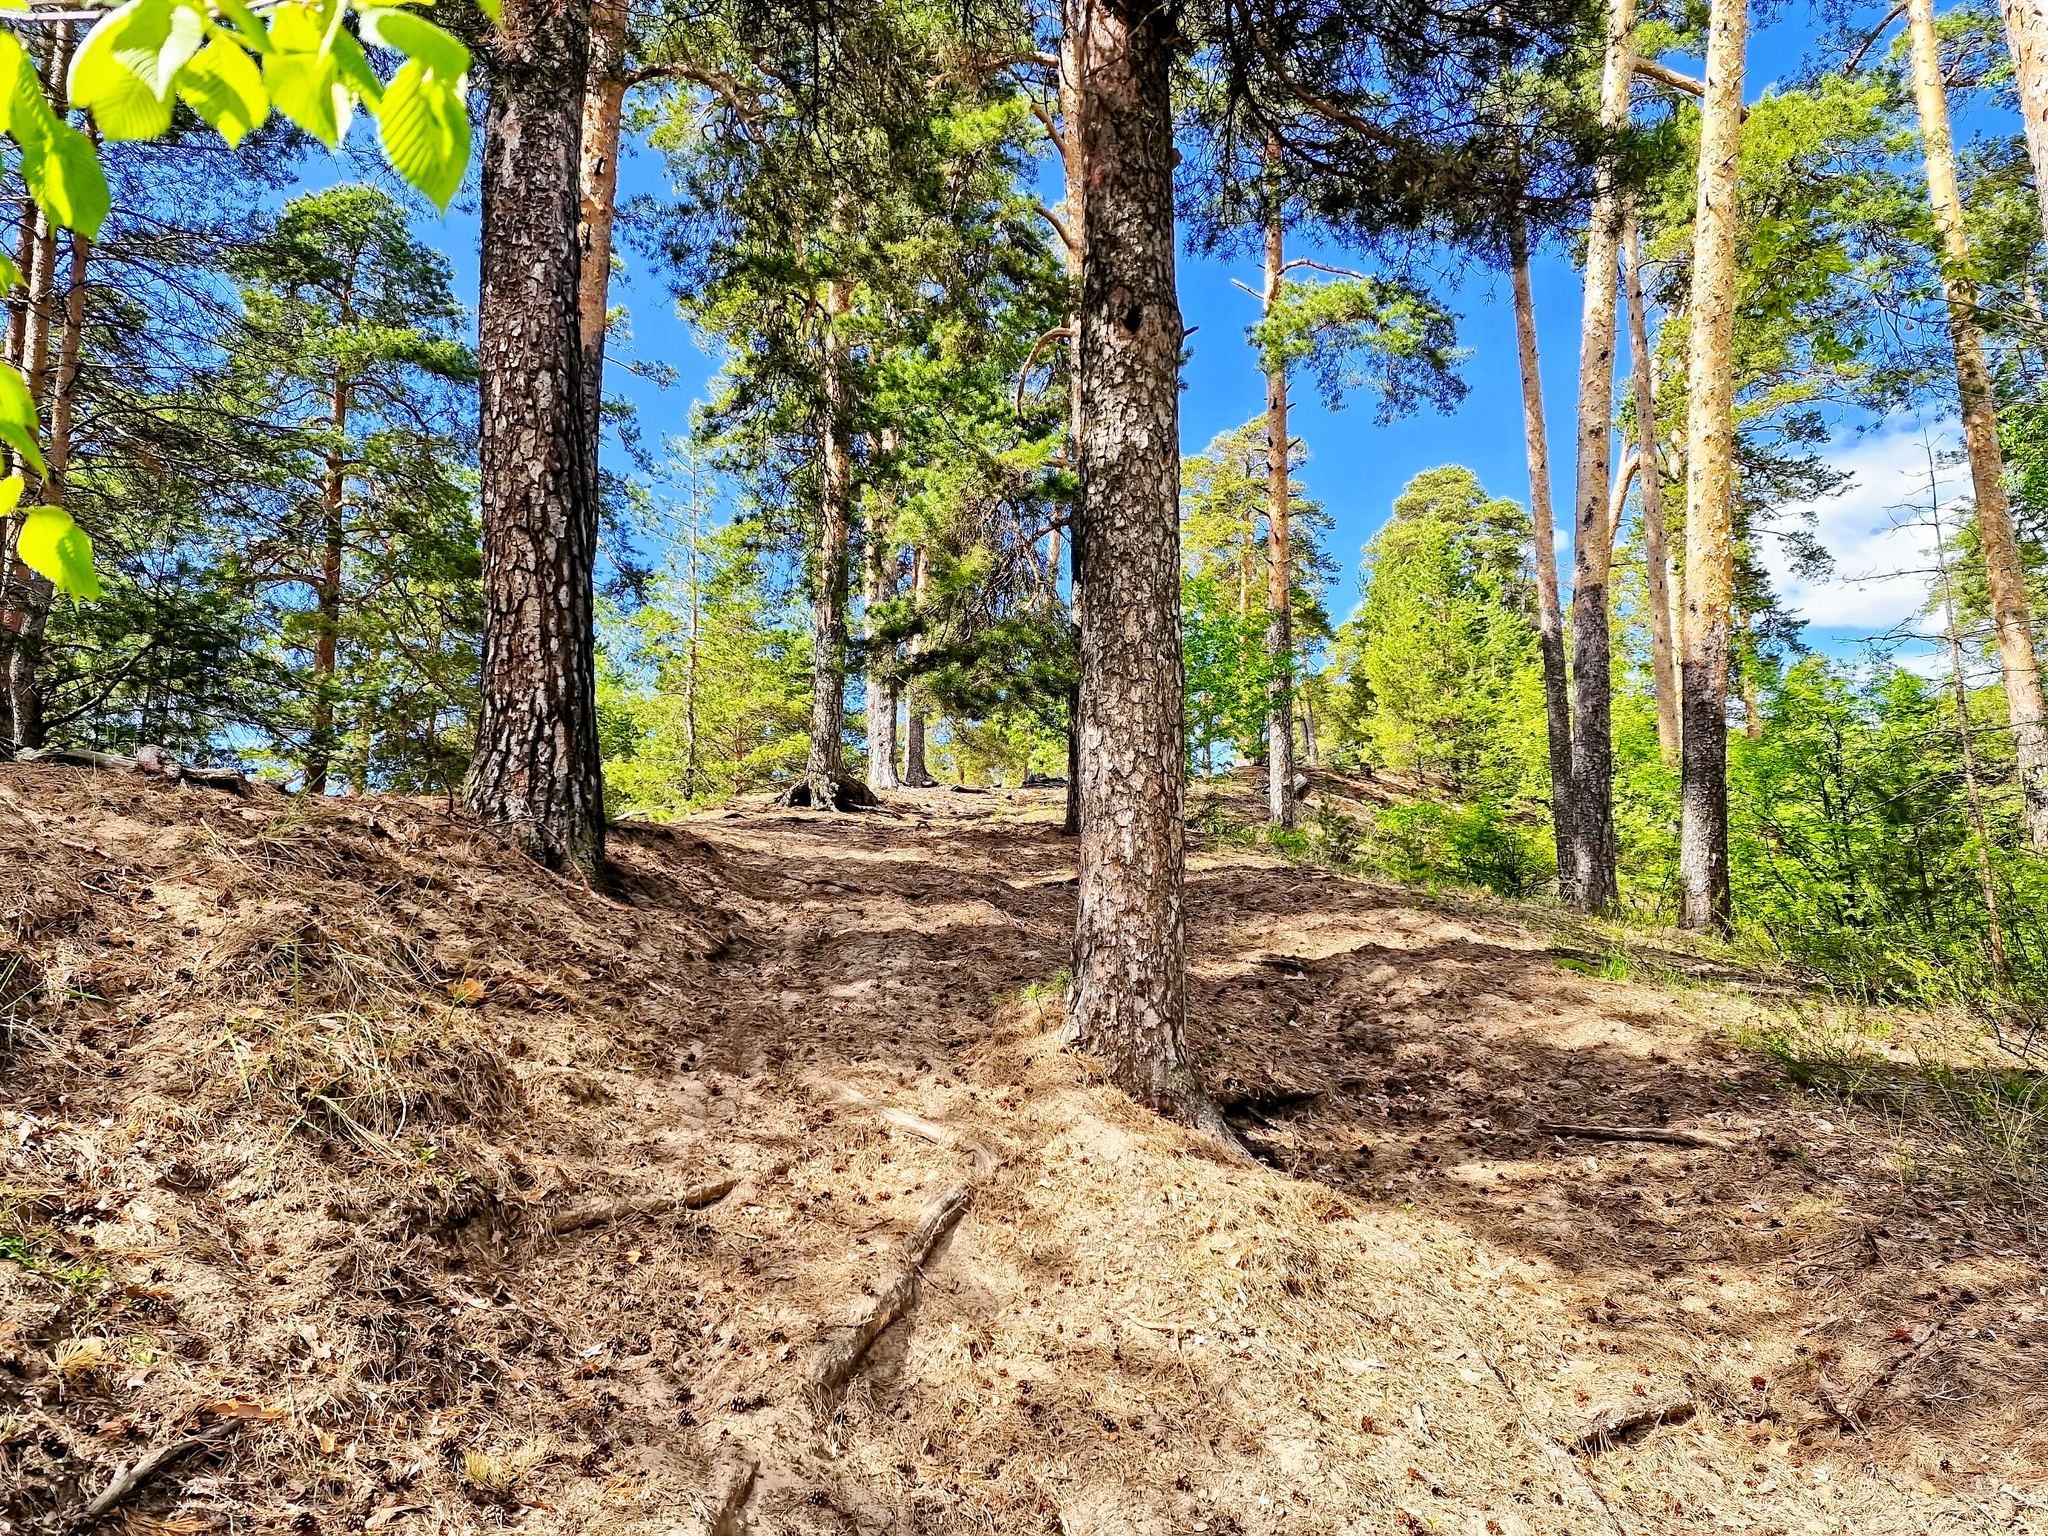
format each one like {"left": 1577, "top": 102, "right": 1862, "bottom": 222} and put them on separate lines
{"left": 1, "top": 761, "right": 2044, "bottom": 1536}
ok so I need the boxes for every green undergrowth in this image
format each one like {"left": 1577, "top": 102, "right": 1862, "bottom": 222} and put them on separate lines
{"left": 1730, "top": 1004, "right": 2048, "bottom": 1206}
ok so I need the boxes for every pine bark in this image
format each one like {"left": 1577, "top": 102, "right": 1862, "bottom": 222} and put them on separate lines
{"left": 0, "top": 34, "right": 70, "bottom": 751}
{"left": 1066, "top": 0, "right": 1227, "bottom": 1145}
{"left": 577, "top": 0, "right": 629, "bottom": 460}
{"left": 864, "top": 472, "right": 901, "bottom": 792}
{"left": 801, "top": 276, "right": 854, "bottom": 806}
{"left": 1509, "top": 216, "right": 1575, "bottom": 896}
{"left": 1997, "top": 0, "right": 2048, "bottom": 244}
{"left": 306, "top": 362, "right": 351, "bottom": 794}
{"left": 6, "top": 192, "right": 59, "bottom": 749}
{"left": 1624, "top": 211, "right": 1681, "bottom": 762}
{"left": 1261, "top": 184, "right": 1295, "bottom": 829}
{"left": 463, "top": 0, "right": 607, "bottom": 878}
{"left": 1564, "top": 0, "right": 1637, "bottom": 914}
{"left": 1907, "top": 0, "right": 2048, "bottom": 850}
{"left": 905, "top": 543, "right": 932, "bottom": 786}
{"left": 1678, "top": 0, "right": 1748, "bottom": 933}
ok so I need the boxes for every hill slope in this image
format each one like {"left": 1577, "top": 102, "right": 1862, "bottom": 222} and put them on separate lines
{"left": 1, "top": 763, "right": 2041, "bottom": 1534}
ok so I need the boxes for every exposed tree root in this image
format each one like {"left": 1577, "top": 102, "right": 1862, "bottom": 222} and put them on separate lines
{"left": 1570, "top": 1396, "right": 1697, "bottom": 1454}
{"left": 812, "top": 1181, "right": 974, "bottom": 1402}
{"left": 547, "top": 1161, "right": 789, "bottom": 1235}
{"left": 73, "top": 1423, "right": 238, "bottom": 1523}
{"left": 1536, "top": 1120, "right": 1739, "bottom": 1151}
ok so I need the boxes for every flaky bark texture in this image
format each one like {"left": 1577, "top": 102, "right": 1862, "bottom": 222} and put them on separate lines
{"left": 1261, "top": 191, "right": 1295, "bottom": 830}
{"left": 1067, "top": 0, "right": 1225, "bottom": 1145}
{"left": 1624, "top": 213, "right": 1681, "bottom": 764}
{"left": 864, "top": 492, "right": 901, "bottom": 792}
{"left": 801, "top": 277, "right": 854, "bottom": 807}
{"left": 576, "top": 0, "right": 629, "bottom": 462}
{"left": 1908, "top": 0, "right": 2048, "bottom": 850}
{"left": 1564, "top": 0, "right": 1637, "bottom": 914}
{"left": 1999, "top": 0, "right": 2048, "bottom": 244}
{"left": 463, "top": 0, "right": 606, "bottom": 878}
{"left": 904, "top": 544, "right": 932, "bottom": 787}
{"left": 1509, "top": 219, "right": 1575, "bottom": 895}
{"left": 1678, "top": 0, "right": 1747, "bottom": 933}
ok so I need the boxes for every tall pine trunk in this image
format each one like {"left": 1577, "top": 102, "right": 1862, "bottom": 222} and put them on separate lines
{"left": 905, "top": 542, "right": 931, "bottom": 786}
{"left": 1624, "top": 210, "right": 1681, "bottom": 762}
{"left": 464, "top": 0, "right": 607, "bottom": 877}
{"left": 306, "top": 363, "right": 351, "bottom": 795}
{"left": 864, "top": 455, "right": 902, "bottom": 793}
{"left": 801, "top": 276, "right": 854, "bottom": 806}
{"left": 1907, "top": 0, "right": 2048, "bottom": 849}
{"left": 577, "top": 0, "right": 629, "bottom": 460}
{"left": 1067, "top": 0, "right": 1220, "bottom": 1140}
{"left": 1997, "top": 0, "right": 2048, "bottom": 243}
{"left": 1564, "top": 0, "right": 1637, "bottom": 914}
{"left": 1261, "top": 173, "right": 1295, "bottom": 829}
{"left": 1677, "top": 0, "right": 1748, "bottom": 933}
{"left": 1509, "top": 215, "right": 1575, "bottom": 895}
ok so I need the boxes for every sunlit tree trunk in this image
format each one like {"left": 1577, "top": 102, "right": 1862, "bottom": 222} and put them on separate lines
{"left": 1509, "top": 214, "right": 1575, "bottom": 894}
{"left": 1067, "top": 0, "right": 1233, "bottom": 1148}
{"left": 905, "top": 543, "right": 932, "bottom": 786}
{"left": 1908, "top": 0, "right": 2048, "bottom": 850}
{"left": 306, "top": 358, "right": 351, "bottom": 794}
{"left": 1624, "top": 210, "right": 1681, "bottom": 763}
{"left": 1, "top": 32, "right": 73, "bottom": 750}
{"left": 1678, "top": 0, "right": 1748, "bottom": 933}
{"left": 464, "top": 0, "right": 607, "bottom": 877}
{"left": 1997, "top": 0, "right": 2048, "bottom": 243}
{"left": 576, "top": 0, "right": 629, "bottom": 464}
{"left": 801, "top": 275, "right": 854, "bottom": 807}
{"left": 1932, "top": 489, "right": 2008, "bottom": 973}
{"left": 1564, "top": 0, "right": 1637, "bottom": 913}
{"left": 1261, "top": 160, "right": 1295, "bottom": 829}
{"left": 864, "top": 435, "right": 901, "bottom": 793}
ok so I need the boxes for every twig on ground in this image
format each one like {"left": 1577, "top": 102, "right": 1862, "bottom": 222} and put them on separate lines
{"left": 1571, "top": 1396, "right": 1697, "bottom": 1454}
{"left": 74, "top": 1423, "right": 237, "bottom": 1523}
{"left": 548, "top": 1163, "right": 789, "bottom": 1235}
{"left": 804, "top": 1075, "right": 1008, "bottom": 1172}
{"left": 1538, "top": 1120, "right": 1740, "bottom": 1151}
{"left": 812, "top": 1182, "right": 974, "bottom": 1400}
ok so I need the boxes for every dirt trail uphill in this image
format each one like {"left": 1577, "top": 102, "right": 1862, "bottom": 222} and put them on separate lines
{"left": 1, "top": 762, "right": 2043, "bottom": 1536}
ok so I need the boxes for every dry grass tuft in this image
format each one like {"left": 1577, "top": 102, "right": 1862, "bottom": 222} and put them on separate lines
{"left": 51, "top": 1335, "right": 110, "bottom": 1382}
{"left": 458, "top": 1444, "right": 540, "bottom": 1495}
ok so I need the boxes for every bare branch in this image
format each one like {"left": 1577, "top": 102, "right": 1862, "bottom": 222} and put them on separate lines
{"left": 1013, "top": 325, "right": 1075, "bottom": 415}
{"left": 1035, "top": 203, "right": 1078, "bottom": 256}
{"left": 1843, "top": 1, "right": 1909, "bottom": 73}
{"left": 1632, "top": 57, "right": 1705, "bottom": 96}
{"left": 1281, "top": 257, "right": 1368, "bottom": 280}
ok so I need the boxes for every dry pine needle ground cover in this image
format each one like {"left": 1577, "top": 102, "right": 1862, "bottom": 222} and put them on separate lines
{"left": 0, "top": 761, "right": 2043, "bottom": 1536}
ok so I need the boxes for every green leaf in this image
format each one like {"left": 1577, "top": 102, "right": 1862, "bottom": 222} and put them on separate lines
{"left": 375, "top": 59, "right": 467, "bottom": 211}
{"left": 15, "top": 505, "right": 102, "bottom": 600}
{"left": 0, "top": 364, "right": 45, "bottom": 475}
{"left": 265, "top": 1, "right": 324, "bottom": 52}
{"left": 68, "top": 0, "right": 176, "bottom": 140}
{"left": 209, "top": 0, "right": 276, "bottom": 55}
{"left": 31, "top": 122, "right": 111, "bottom": 238}
{"left": 360, "top": 8, "right": 469, "bottom": 75}
{"left": 475, "top": 0, "right": 501, "bottom": 24}
{"left": 329, "top": 29, "right": 383, "bottom": 108}
{"left": 177, "top": 39, "right": 268, "bottom": 145}
{"left": 0, "top": 476, "right": 21, "bottom": 518}
{"left": 0, "top": 251, "right": 19, "bottom": 291}
{"left": 264, "top": 43, "right": 341, "bottom": 145}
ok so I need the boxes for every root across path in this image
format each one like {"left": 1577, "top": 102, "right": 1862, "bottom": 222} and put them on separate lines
{"left": 0, "top": 763, "right": 2042, "bottom": 1535}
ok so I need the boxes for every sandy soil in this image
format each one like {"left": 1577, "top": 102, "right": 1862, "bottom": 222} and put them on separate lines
{"left": 1, "top": 762, "right": 2042, "bottom": 1536}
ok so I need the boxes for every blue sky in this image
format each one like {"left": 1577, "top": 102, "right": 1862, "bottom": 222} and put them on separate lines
{"left": 360, "top": 2, "right": 1990, "bottom": 667}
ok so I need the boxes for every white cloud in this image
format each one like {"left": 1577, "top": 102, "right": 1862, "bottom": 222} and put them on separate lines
{"left": 1764, "top": 423, "right": 1968, "bottom": 634}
